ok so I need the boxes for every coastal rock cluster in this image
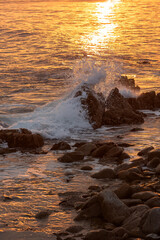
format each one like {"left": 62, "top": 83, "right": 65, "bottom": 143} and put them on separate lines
{"left": 55, "top": 142, "right": 160, "bottom": 240}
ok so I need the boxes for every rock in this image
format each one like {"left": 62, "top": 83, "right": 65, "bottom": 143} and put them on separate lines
{"left": 138, "top": 146, "right": 154, "bottom": 156}
{"left": 130, "top": 127, "right": 144, "bottom": 132}
{"left": 156, "top": 164, "right": 160, "bottom": 174}
{"left": 98, "top": 189, "right": 130, "bottom": 225}
{"left": 0, "top": 129, "right": 44, "bottom": 149}
{"left": 114, "top": 183, "right": 132, "bottom": 199}
{"left": 141, "top": 208, "right": 160, "bottom": 234}
{"left": 0, "top": 148, "right": 17, "bottom": 154}
{"left": 137, "top": 91, "right": 156, "bottom": 110}
{"left": 91, "top": 142, "right": 115, "bottom": 158}
{"left": 91, "top": 168, "right": 116, "bottom": 179}
{"left": 123, "top": 204, "right": 149, "bottom": 237}
{"left": 112, "top": 226, "right": 129, "bottom": 239}
{"left": 58, "top": 151, "right": 84, "bottom": 163}
{"left": 117, "top": 167, "right": 144, "bottom": 182}
{"left": 84, "top": 229, "right": 115, "bottom": 240}
{"left": 51, "top": 141, "right": 71, "bottom": 150}
{"left": 74, "top": 202, "right": 101, "bottom": 220}
{"left": 35, "top": 210, "right": 51, "bottom": 219}
{"left": 59, "top": 191, "right": 85, "bottom": 210}
{"left": 145, "top": 197, "right": 160, "bottom": 208}
{"left": 147, "top": 157, "right": 160, "bottom": 168}
{"left": 88, "top": 185, "right": 102, "bottom": 192}
{"left": 74, "top": 84, "right": 105, "bottom": 129}
{"left": 131, "top": 191, "right": 158, "bottom": 201}
{"left": 155, "top": 93, "right": 160, "bottom": 108}
{"left": 116, "top": 76, "right": 140, "bottom": 92}
{"left": 104, "top": 146, "right": 124, "bottom": 158}
{"left": 147, "top": 150, "right": 160, "bottom": 161}
{"left": 65, "top": 225, "right": 83, "bottom": 234}
{"left": 81, "top": 165, "right": 92, "bottom": 171}
{"left": 122, "top": 199, "right": 143, "bottom": 207}
{"left": 103, "top": 88, "right": 144, "bottom": 126}
{"left": 145, "top": 233, "right": 160, "bottom": 240}
{"left": 76, "top": 143, "right": 96, "bottom": 156}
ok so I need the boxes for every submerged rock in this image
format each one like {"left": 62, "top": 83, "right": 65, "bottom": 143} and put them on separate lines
{"left": 51, "top": 141, "right": 71, "bottom": 150}
{"left": 58, "top": 151, "right": 84, "bottom": 163}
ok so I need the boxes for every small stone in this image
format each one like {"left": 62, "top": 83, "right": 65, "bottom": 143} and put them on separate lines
{"left": 138, "top": 146, "right": 154, "bottom": 156}
{"left": 58, "top": 151, "right": 84, "bottom": 163}
{"left": 51, "top": 141, "right": 71, "bottom": 150}
{"left": 81, "top": 166, "right": 93, "bottom": 171}
{"left": 35, "top": 210, "right": 51, "bottom": 219}
{"left": 91, "top": 168, "right": 115, "bottom": 179}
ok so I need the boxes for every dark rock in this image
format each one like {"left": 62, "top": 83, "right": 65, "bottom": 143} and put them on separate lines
{"left": 117, "top": 167, "right": 144, "bottom": 182}
{"left": 122, "top": 198, "right": 143, "bottom": 207}
{"left": 91, "top": 168, "right": 115, "bottom": 179}
{"left": 112, "top": 227, "right": 129, "bottom": 239}
{"left": 147, "top": 157, "right": 160, "bottom": 168}
{"left": 0, "top": 148, "right": 17, "bottom": 154}
{"left": 98, "top": 189, "right": 130, "bottom": 225}
{"left": 59, "top": 191, "right": 85, "bottom": 210}
{"left": 118, "top": 142, "right": 134, "bottom": 148}
{"left": 84, "top": 229, "right": 115, "bottom": 240}
{"left": 58, "top": 151, "right": 84, "bottom": 163}
{"left": 145, "top": 197, "right": 160, "bottom": 208}
{"left": 155, "top": 93, "right": 160, "bottom": 108}
{"left": 88, "top": 185, "right": 102, "bottom": 192}
{"left": 156, "top": 164, "right": 160, "bottom": 174}
{"left": 114, "top": 183, "right": 132, "bottom": 199}
{"left": 131, "top": 191, "right": 158, "bottom": 201}
{"left": 141, "top": 208, "right": 160, "bottom": 234}
{"left": 91, "top": 142, "right": 115, "bottom": 158}
{"left": 65, "top": 225, "right": 83, "bottom": 233}
{"left": 75, "top": 202, "right": 101, "bottom": 220}
{"left": 130, "top": 127, "right": 144, "bottom": 132}
{"left": 51, "top": 141, "right": 71, "bottom": 150}
{"left": 74, "top": 84, "right": 105, "bottom": 129}
{"left": 0, "top": 129, "right": 44, "bottom": 149}
{"left": 35, "top": 210, "right": 51, "bottom": 219}
{"left": 103, "top": 88, "right": 144, "bottom": 126}
{"left": 104, "top": 145, "right": 124, "bottom": 158}
{"left": 116, "top": 76, "right": 140, "bottom": 92}
{"left": 81, "top": 165, "right": 93, "bottom": 171}
{"left": 147, "top": 150, "right": 160, "bottom": 161}
{"left": 138, "top": 146, "right": 154, "bottom": 156}
{"left": 137, "top": 91, "right": 156, "bottom": 110}
{"left": 76, "top": 143, "right": 96, "bottom": 156}
{"left": 123, "top": 204, "right": 149, "bottom": 237}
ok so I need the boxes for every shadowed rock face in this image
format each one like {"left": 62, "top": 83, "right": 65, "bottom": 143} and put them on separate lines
{"left": 74, "top": 84, "right": 105, "bottom": 129}
{"left": 103, "top": 88, "right": 144, "bottom": 126}
{"left": 0, "top": 128, "right": 44, "bottom": 149}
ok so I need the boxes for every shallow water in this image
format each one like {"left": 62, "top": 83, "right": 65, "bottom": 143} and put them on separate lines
{"left": 0, "top": 0, "right": 160, "bottom": 234}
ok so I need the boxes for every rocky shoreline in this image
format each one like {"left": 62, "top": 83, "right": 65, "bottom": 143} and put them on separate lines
{"left": 0, "top": 78, "right": 160, "bottom": 240}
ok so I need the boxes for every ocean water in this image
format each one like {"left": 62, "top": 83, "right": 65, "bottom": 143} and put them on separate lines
{"left": 0, "top": 0, "right": 160, "bottom": 234}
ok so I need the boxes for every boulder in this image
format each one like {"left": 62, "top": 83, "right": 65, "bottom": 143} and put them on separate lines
{"left": 58, "top": 151, "right": 84, "bottom": 163}
{"left": 103, "top": 88, "right": 144, "bottom": 126}
{"left": 131, "top": 191, "right": 158, "bottom": 201}
{"left": 138, "top": 146, "right": 154, "bottom": 156}
{"left": 123, "top": 204, "right": 149, "bottom": 237}
{"left": 84, "top": 229, "right": 115, "bottom": 240}
{"left": 116, "top": 76, "right": 140, "bottom": 92}
{"left": 114, "top": 183, "right": 132, "bottom": 199}
{"left": 147, "top": 157, "right": 160, "bottom": 168}
{"left": 147, "top": 150, "right": 160, "bottom": 161}
{"left": 141, "top": 208, "right": 160, "bottom": 234}
{"left": 136, "top": 91, "right": 156, "bottom": 110}
{"left": 91, "top": 168, "right": 116, "bottom": 179}
{"left": 74, "top": 84, "right": 105, "bottom": 129}
{"left": 146, "top": 197, "right": 160, "bottom": 208}
{"left": 0, "top": 129, "right": 44, "bottom": 149}
{"left": 117, "top": 167, "right": 144, "bottom": 182}
{"left": 51, "top": 141, "right": 71, "bottom": 150}
{"left": 98, "top": 189, "right": 130, "bottom": 225}
{"left": 155, "top": 93, "right": 160, "bottom": 108}
{"left": 76, "top": 143, "right": 96, "bottom": 156}
{"left": 104, "top": 145, "right": 124, "bottom": 158}
{"left": 91, "top": 142, "right": 115, "bottom": 158}
{"left": 156, "top": 164, "right": 160, "bottom": 174}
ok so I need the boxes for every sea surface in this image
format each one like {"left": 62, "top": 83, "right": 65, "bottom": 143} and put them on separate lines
{"left": 0, "top": 0, "right": 160, "bottom": 234}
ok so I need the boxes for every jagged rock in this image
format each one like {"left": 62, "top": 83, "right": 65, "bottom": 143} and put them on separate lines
{"left": 116, "top": 76, "right": 140, "bottom": 92}
{"left": 58, "top": 151, "right": 84, "bottom": 163}
{"left": 145, "top": 197, "right": 160, "bottom": 208}
{"left": 91, "top": 168, "right": 116, "bottom": 179}
{"left": 123, "top": 204, "right": 149, "bottom": 237}
{"left": 103, "top": 88, "right": 144, "bottom": 126}
{"left": 137, "top": 91, "right": 156, "bottom": 110}
{"left": 138, "top": 146, "right": 154, "bottom": 156}
{"left": 51, "top": 141, "right": 71, "bottom": 150}
{"left": 131, "top": 191, "right": 158, "bottom": 201}
{"left": 0, "top": 129, "right": 44, "bottom": 149}
{"left": 155, "top": 93, "right": 160, "bottom": 108}
{"left": 74, "top": 84, "right": 105, "bottom": 129}
{"left": 98, "top": 189, "right": 130, "bottom": 225}
{"left": 141, "top": 208, "right": 160, "bottom": 234}
{"left": 76, "top": 143, "right": 96, "bottom": 156}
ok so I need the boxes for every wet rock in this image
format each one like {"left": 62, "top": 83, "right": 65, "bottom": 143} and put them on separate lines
{"left": 75, "top": 201, "right": 101, "bottom": 220}
{"left": 122, "top": 198, "right": 143, "bottom": 207}
{"left": 145, "top": 197, "right": 160, "bottom": 208}
{"left": 112, "top": 226, "right": 129, "bottom": 239}
{"left": 147, "top": 150, "right": 160, "bottom": 161}
{"left": 88, "top": 185, "right": 102, "bottom": 192}
{"left": 65, "top": 225, "right": 83, "bottom": 234}
{"left": 91, "top": 142, "right": 115, "bottom": 158}
{"left": 118, "top": 142, "right": 134, "bottom": 148}
{"left": 103, "top": 88, "right": 144, "bottom": 126}
{"left": 147, "top": 157, "right": 160, "bottom": 168}
{"left": 114, "top": 183, "right": 132, "bottom": 199}
{"left": 0, "top": 148, "right": 17, "bottom": 154}
{"left": 81, "top": 165, "right": 93, "bottom": 171}
{"left": 138, "top": 146, "right": 154, "bottom": 156}
{"left": 137, "top": 91, "right": 156, "bottom": 110}
{"left": 123, "top": 204, "right": 149, "bottom": 237}
{"left": 76, "top": 143, "right": 96, "bottom": 156}
{"left": 35, "top": 210, "right": 51, "bottom": 219}
{"left": 98, "top": 189, "right": 130, "bottom": 225}
{"left": 131, "top": 191, "right": 158, "bottom": 201}
{"left": 51, "top": 141, "right": 71, "bottom": 150}
{"left": 91, "top": 168, "right": 116, "bottom": 179}
{"left": 156, "top": 164, "right": 160, "bottom": 174}
{"left": 155, "top": 93, "right": 160, "bottom": 108}
{"left": 59, "top": 191, "right": 85, "bottom": 210}
{"left": 130, "top": 127, "right": 144, "bottom": 132}
{"left": 84, "top": 229, "right": 115, "bottom": 240}
{"left": 58, "top": 151, "right": 84, "bottom": 163}
{"left": 141, "top": 208, "right": 160, "bottom": 234}
{"left": 117, "top": 167, "right": 144, "bottom": 182}
{"left": 74, "top": 84, "right": 105, "bottom": 129}
{"left": 116, "top": 75, "right": 140, "bottom": 92}
{"left": 103, "top": 145, "right": 124, "bottom": 158}
{"left": 0, "top": 129, "right": 44, "bottom": 149}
